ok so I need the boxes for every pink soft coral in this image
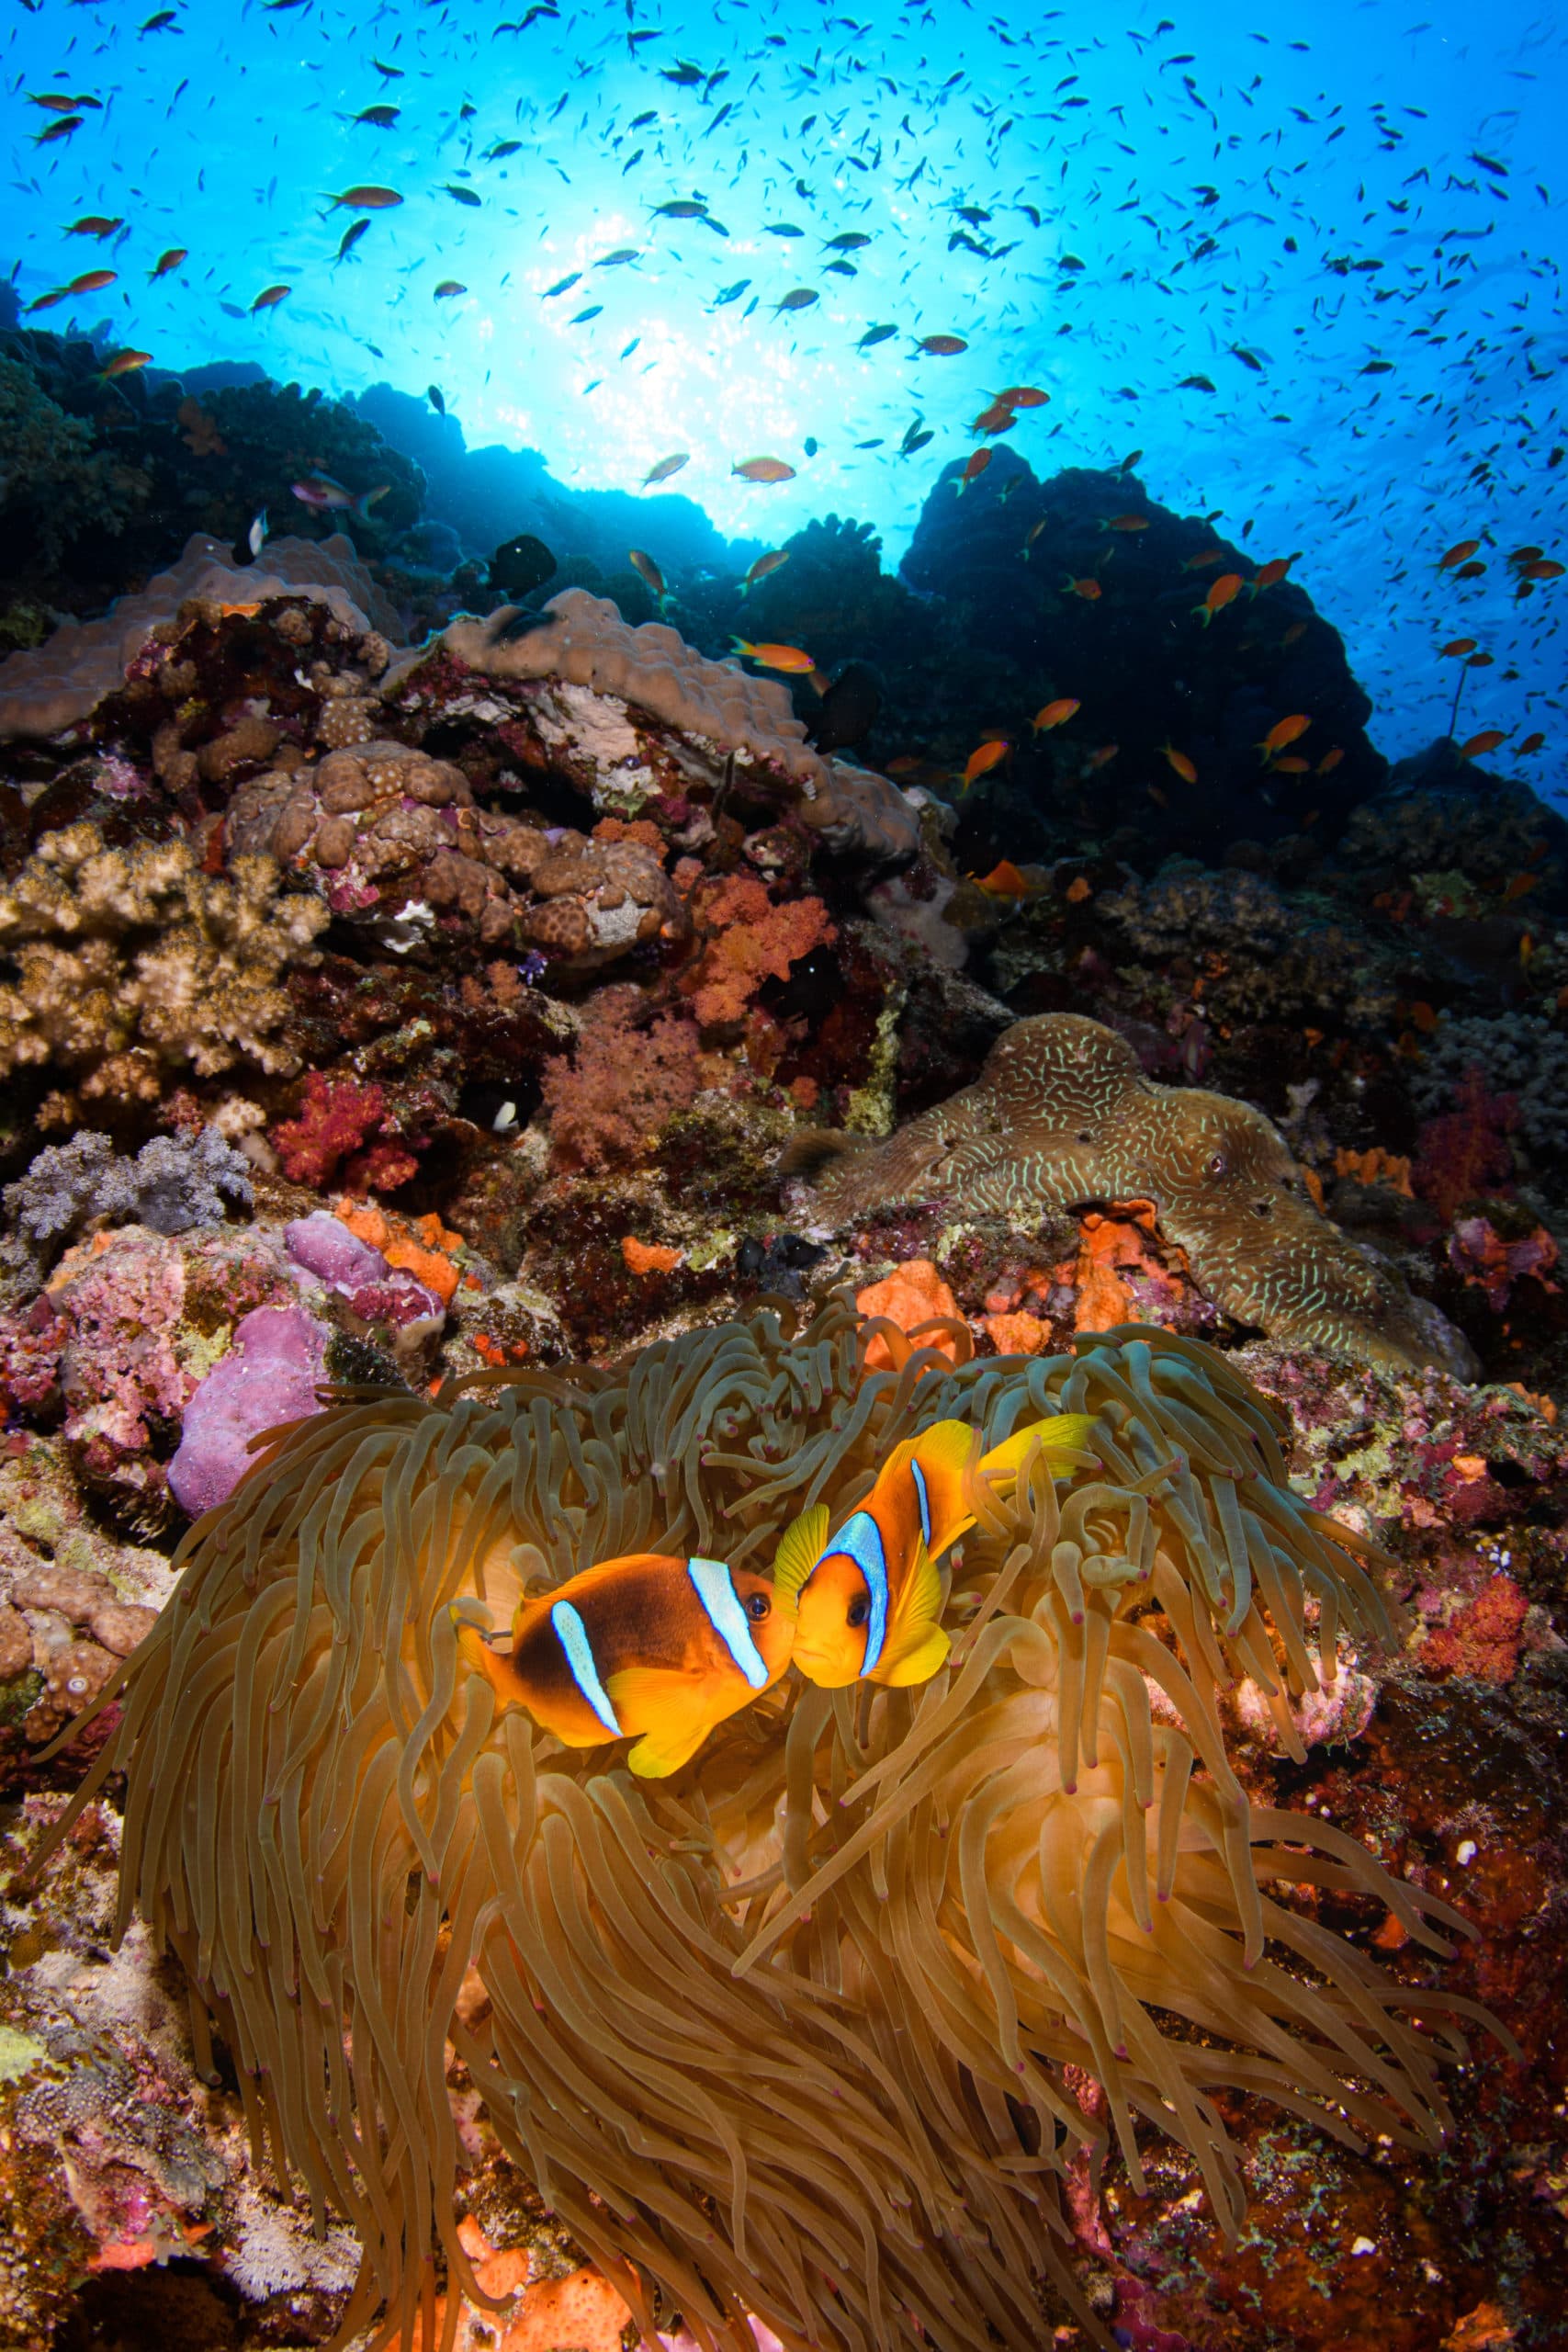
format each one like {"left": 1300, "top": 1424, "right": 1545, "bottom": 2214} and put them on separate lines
{"left": 540, "top": 987, "right": 705, "bottom": 1171}
{"left": 683, "top": 875, "right": 836, "bottom": 1027}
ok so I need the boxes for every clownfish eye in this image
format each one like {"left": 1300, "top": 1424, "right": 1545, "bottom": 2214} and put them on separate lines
{"left": 846, "top": 1595, "right": 870, "bottom": 1628}
{"left": 746, "top": 1591, "right": 770, "bottom": 1621}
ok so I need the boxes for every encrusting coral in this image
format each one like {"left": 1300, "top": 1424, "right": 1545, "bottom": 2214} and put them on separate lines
{"left": 0, "top": 820, "right": 328, "bottom": 1113}
{"left": 788, "top": 1012, "right": 1460, "bottom": 1374}
{"left": 39, "top": 1297, "right": 1505, "bottom": 2352}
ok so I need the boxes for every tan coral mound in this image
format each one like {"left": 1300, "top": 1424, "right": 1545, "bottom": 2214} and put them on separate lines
{"left": 0, "top": 820, "right": 328, "bottom": 1105}
{"left": 789, "top": 1012, "right": 1450, "bottom": 1371}
{"left": 0, "top": 531, "right": 401, "bottom": 741}
{"left": 46, "top": 1301, "right": 1500, "bottom": 2352}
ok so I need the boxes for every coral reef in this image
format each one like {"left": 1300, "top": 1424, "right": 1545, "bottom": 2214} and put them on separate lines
{"left": 4, "top": 1126, "right": 253, "bottom": 1253}
{"left": 788, "top": 1012, "right": 1466, "bottom": 1373}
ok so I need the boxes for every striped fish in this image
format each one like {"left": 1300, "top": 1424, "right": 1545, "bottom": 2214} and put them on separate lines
{"left": 453, "top": 1551, "right": 794, "bottom": 1778}
{"left": 774, "top": 1414, "right": 1096, "bottom": 1690}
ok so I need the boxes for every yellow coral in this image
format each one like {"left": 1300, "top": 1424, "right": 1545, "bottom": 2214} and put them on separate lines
{"left": 0, "top": 822, "right": 328, "bottom": 1091}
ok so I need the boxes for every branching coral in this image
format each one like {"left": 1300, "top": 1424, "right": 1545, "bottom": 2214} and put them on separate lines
{"left": 4, "top": 1127, "right": 253, "bottom": 1251}
{"left": 43, "top": 1301, "right": 1503, "bottom": 2352}
{"left": 0, "top": 821, "right": 328, "bottom": 1104}
{"left": 788, "top": 1012, "right": 1456, "bottom": 1374}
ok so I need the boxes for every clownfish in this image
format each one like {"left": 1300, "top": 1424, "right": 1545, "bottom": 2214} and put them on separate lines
{"left": 453, "top": 1553, "right": 794, "bottom": 1778}
{"left": 774, "top": 1414, "right": 1096, "bottom": 1690}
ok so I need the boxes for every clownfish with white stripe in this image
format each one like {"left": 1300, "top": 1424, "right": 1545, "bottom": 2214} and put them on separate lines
{"left": 774, "top": 1415, "right": 1097, "bottom": 1690}
{"left": 452, "top": 1553, "right": 794, "bottom": 1779}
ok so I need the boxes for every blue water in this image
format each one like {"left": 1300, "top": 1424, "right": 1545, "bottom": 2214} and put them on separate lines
{"left": 6, "top": 0, "right": 1566, "bottom": 775}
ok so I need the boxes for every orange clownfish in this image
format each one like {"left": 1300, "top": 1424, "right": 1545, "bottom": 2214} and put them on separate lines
{"left": 453, "top": 1552, "right": 794, "bottom": 1778}
{"left": 775, "top": 1415, "right": 1096, "bottom": 1690}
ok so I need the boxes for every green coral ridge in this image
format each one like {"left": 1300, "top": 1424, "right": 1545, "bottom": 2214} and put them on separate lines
{"left": 794, "top": 1012, "right": 1447, "bottom": 1371}
{"left": 0, "top": 356, "right": 149, "bottom": 564}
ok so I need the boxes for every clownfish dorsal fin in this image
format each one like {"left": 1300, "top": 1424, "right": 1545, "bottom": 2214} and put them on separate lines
{"left": 906, "top": 1418, "right": 982, "bottom": 1554}
{"left": 978, "top": 1412, "right": 1098, "bottom": 1490}
{"left": 874, "top": 1536, "right": 947, "bottom": 1687}
{"left": 773, "top": 1503, "right": 830, "bottom": 1612}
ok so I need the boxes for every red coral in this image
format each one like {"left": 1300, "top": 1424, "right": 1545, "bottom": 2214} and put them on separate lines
{"left": 540, "top": 987, "right": 705, "bottom": 1171}
{"left": 0, "top": 1294, "right": 67, "bottom": 1417}
{"left": 271, "top": 1074, "right": 417, "bottom": 1194}
{"left": 1421, "top": 1574, "right": 1529, "bottom": 1684}
{"left": 1412, "top": 1066, "right": 1518, "bottom": 1223}
{"left": 682, "top": 875, "right": 837, "bottom": 1028}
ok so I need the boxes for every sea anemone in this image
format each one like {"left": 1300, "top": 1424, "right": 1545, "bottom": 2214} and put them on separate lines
{"left": 43, "top": 1298, "right": 1506, "bottom": 2352}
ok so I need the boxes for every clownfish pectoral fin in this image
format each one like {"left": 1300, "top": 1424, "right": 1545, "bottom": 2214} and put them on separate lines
{"left": 978, "top": 1413, "right": 1097, "bottom": 1491}
{"left": 605, "top": 1668, "right": 722, "bottom": 1779}
{"left": 872, "top": 1623, "right": 952, "bottom": 1688}
{"left": 873, "top": 1539, "right": 947, "bottom": 1687}
{"left": 772, "top": 1503, "right": 830, "bottom": 1611}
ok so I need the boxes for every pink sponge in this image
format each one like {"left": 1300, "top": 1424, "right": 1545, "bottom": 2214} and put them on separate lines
{"left": 166, "top": 1304, "right": 329, "bottom": 1517}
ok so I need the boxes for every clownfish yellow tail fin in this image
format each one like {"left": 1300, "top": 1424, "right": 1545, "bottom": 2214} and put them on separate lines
{"left": 773, "top": 1503, "right": 829, "bottom": 1611}
{"left": 979, "top": 1412, "right": 1097, "bottom": 1491}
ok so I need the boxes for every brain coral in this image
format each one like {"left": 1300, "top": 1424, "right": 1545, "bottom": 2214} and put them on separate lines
{"left": 45, "top": 1300, "right": 1500, "bottom": 2352}
{"left": 790, "top": 1012, "right": 1454, "bottom": 1373}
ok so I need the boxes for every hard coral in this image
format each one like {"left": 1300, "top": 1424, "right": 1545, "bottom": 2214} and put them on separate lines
{"left": 790, "top": 1012, "right": 1463, "bottom": 1374}
{"left": 0, "top": 821, "right": 327, "bottom": 1102}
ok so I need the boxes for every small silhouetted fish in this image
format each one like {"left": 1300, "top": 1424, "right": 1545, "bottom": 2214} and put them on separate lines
{"left": 489, "top": 532, "right": 558, "bottom": 598}
{"left": 807, "top": 660, "right": 881, "bottom": 754}
{"left": 427, "top": 383, "right": 446, "bottom": 414}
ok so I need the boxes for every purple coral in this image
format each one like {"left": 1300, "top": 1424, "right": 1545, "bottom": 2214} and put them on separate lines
{"left": 166, "top": 1304, "right": 330, "bottom": 1518}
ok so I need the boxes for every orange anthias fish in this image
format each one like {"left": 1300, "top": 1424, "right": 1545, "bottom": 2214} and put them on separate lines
{"left": 1438, "top": 537, "right": 1481, "bottom": 570}
{"left": 1101, "top": 513, "right": 1148, "bottom": 533}
{"left": 1258, "top": 713, "right": 1311, "bottom": 760}
{"left": 641, "top": 452, "right": 689, "bottom": 487}
{"left": 972, "top": 400, "right": 1017, "bottom": 435}
{"left": 1458, "top": 729, "right": 1509, "bottom": 761}
{"left": 1032, "top": 697, "right": 1080, "bottom": 731}
{"left": 1161, "top": 742, "right": 1198, "bottom": 783}
{"left": 1518, "top": 732, "right": 1546, "bottom": 756}
{"left": 961, "top": 738, "right": 1010, "bottom": 788}
{"left": 1439, "top": 638, "right": 1478, "bottom": 658}
{"left": 326, "top": 185, "right": 404, "bottom": 209}
{"left": 732, "top": 456, "right": 796, "bottom": 483}
{"left": 916, "top": 334, "right": 968, "bottom": 356}
{"left": 957, "top": 449, "right": 993, "bottom": 490}
{"left": 97, "top": 349, "right": 152, "bottom": 379}
{"left": 63, "top": 268, "right": 118, "bottom": 296}
{"left": 1250, "top": 556, "right": 1295, "bottom": 590}
{"left": 150, "top": 246, "right": 187, "bottom": 280}
{"left": 971, "top": 858, "right": 1036, "bottom": 899}
{"left": 994, "top": 384, "right": 1048, "bottom": 408}
{"left": 1063, "top": 576, "right": 1102, "bottom": 601}
{"left": 434, "top": 279, "right": 468, "bottom": 299}
{"left": 629, "top": 548, "right": 668, "bottom": 605}
{"left": 1193, "top": 571, "right": 1244, "bottom": 625}
{"left": 1316, "top": 746, "right": 1344, "bottom": 774}
{"left": 1521, "top": 558, "right": 1565, "bottom": 581}
{"left": 740, "top": 548, "right": 790, "bottom": 593}
{"left": 775, "top": 1415, "right": 1095, "bottom": 1690}
{"left": 67, "top": 215, "right": 122, "bottom": 238}
{"left": 453, "top": 1553, "right": 794, "bottom": 1778}
{"left": 732, "top": 638, "right": 816, "bottom": 673}
{"left": 251, "top": 284, "right": 290, "bottom": 312}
